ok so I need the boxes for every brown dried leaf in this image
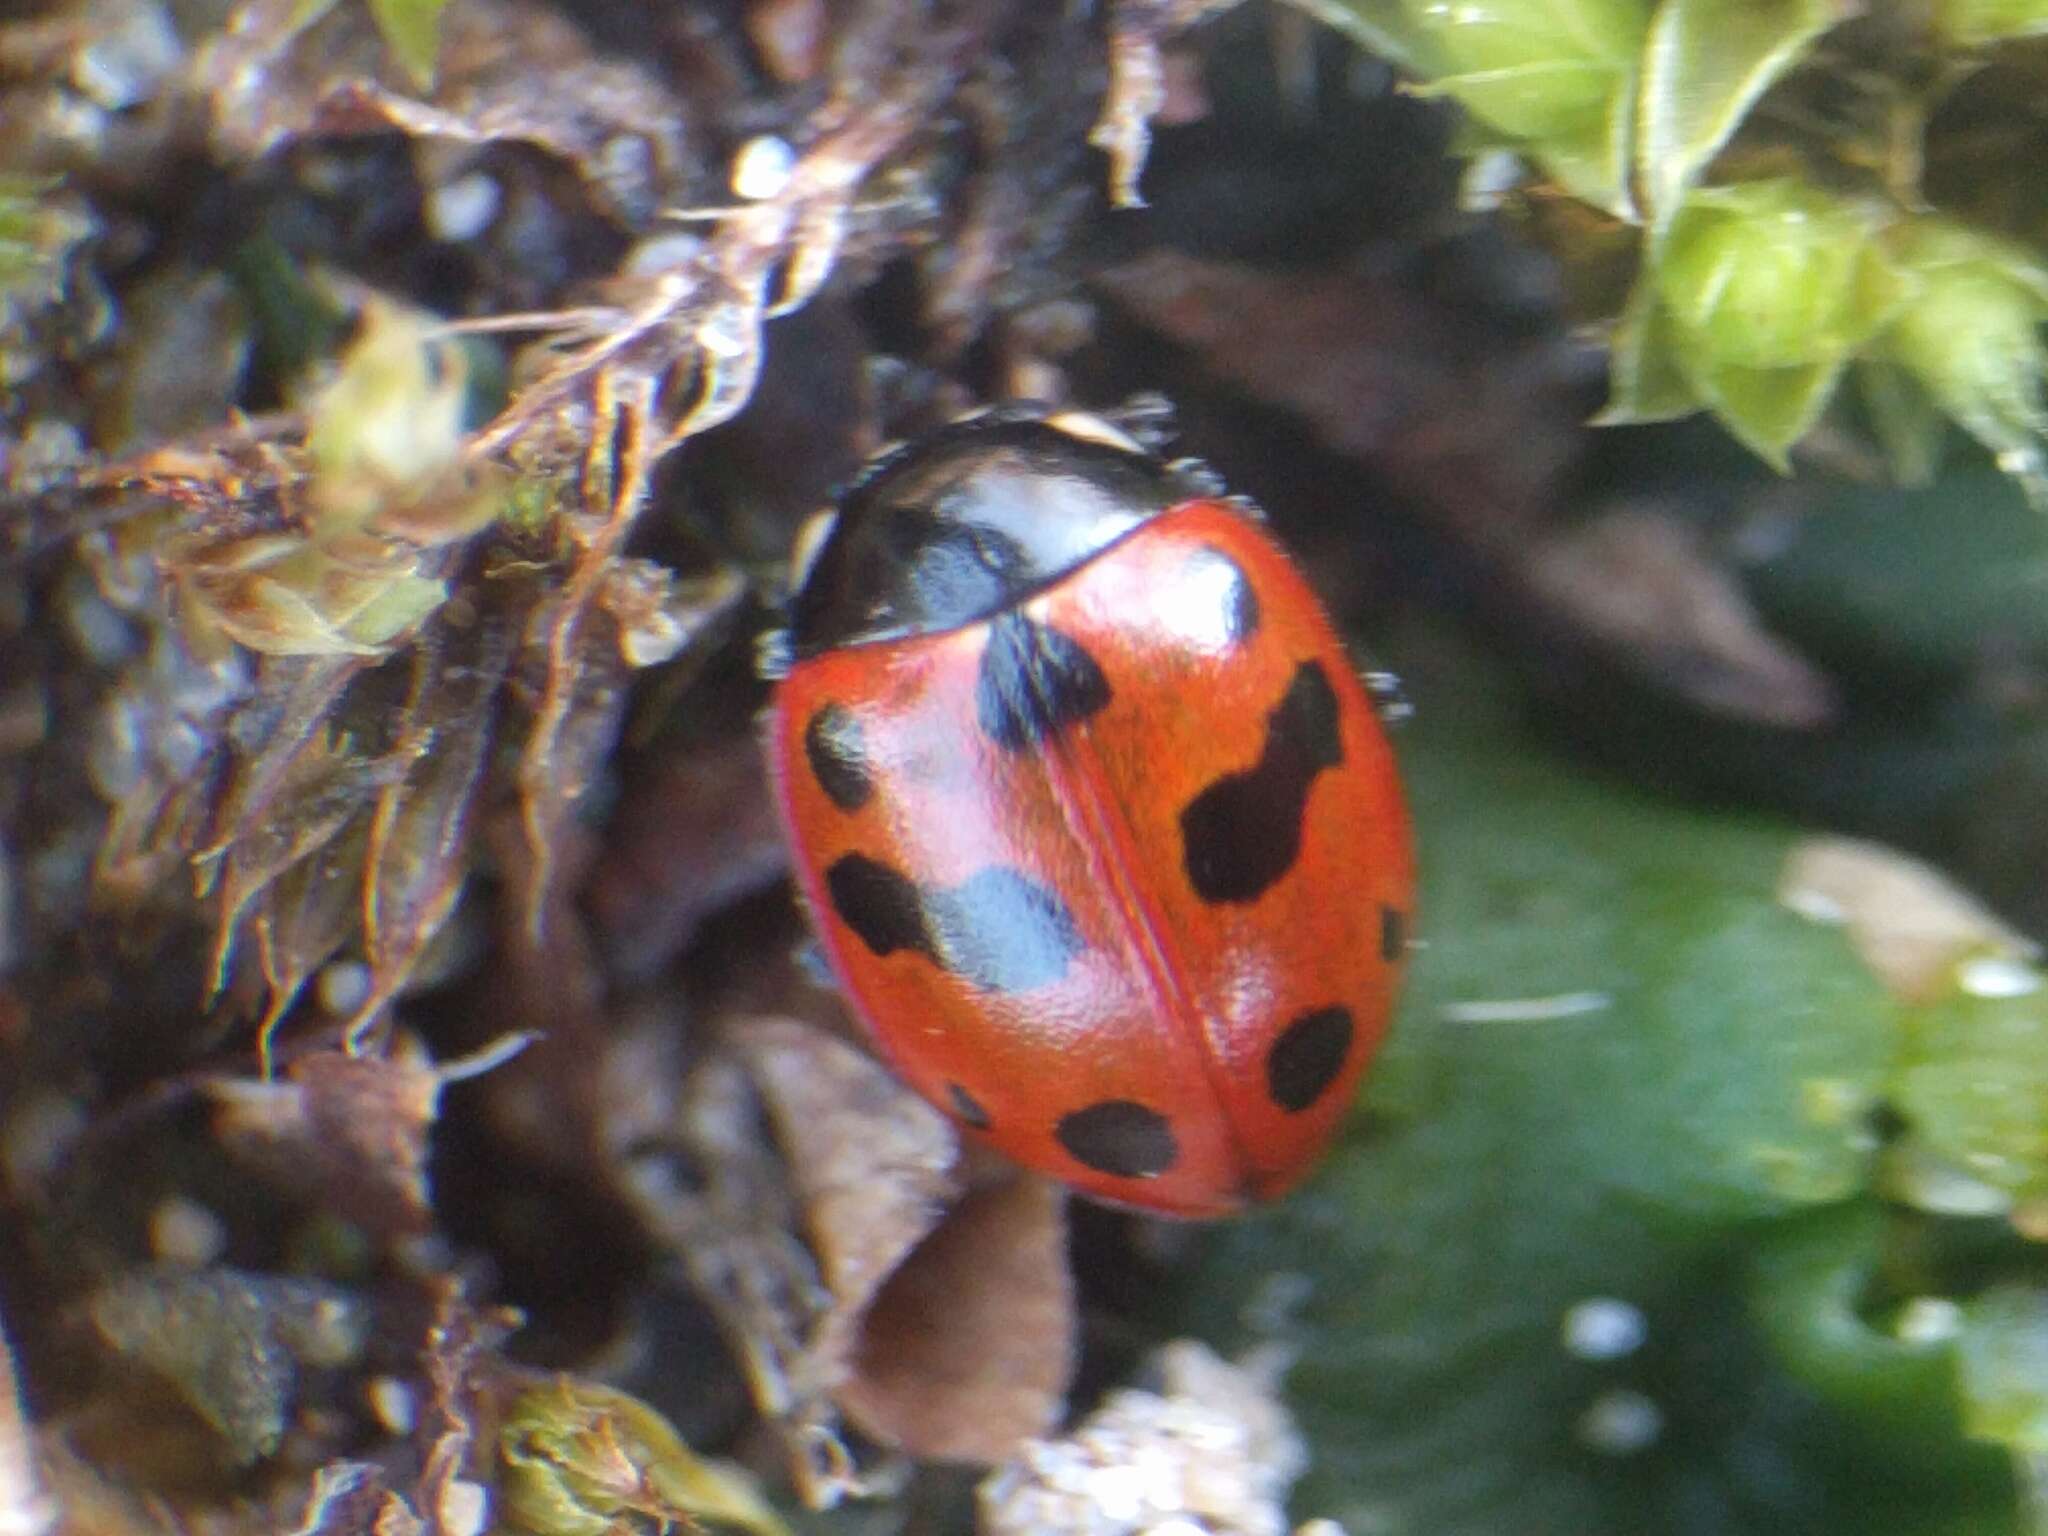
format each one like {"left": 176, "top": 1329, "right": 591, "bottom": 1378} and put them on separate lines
{"left": 614, "top": 1016, "right": 1074, "bottom": 1483}
{"left": 745, "top": 0, "right": 830, "bottom": 85}
{"left": 730, "top": 1015, "right": 965, "bottom": 1370}
{"left": 246, "top": 824, "right": 375, "bottom": 1067}
{"left": 350, "top": 611, "right": 516, "bottom": 1041}
{"left": 206, "top": 1038, "right": 441, "bottom": 1236}
{"left": 198, "top": 654, "right": 370, "bottom": 878}
{"left": 610, "top": 1040, "right": 863, "bottom": 1506}
{"left": 607, "top": 1017, "right": 958, "bottom": 1504}
{"left": 1779, "top": 836, "right": 2039, "bottom": 1003}
{"left": 839, "top": 1173, "right": 1073, "bottom": 1463}
{"left": 1094, "top": 250, "right": 1586, "bottom": 546}
{"left": 1520, "top": 505, "right": 1838, "bottom": 728}
{"left": 209, "top": 734, "right": 408, "bottom": 1001}
{"left": 199, "top": 0, "right": 695, "bottom": 226}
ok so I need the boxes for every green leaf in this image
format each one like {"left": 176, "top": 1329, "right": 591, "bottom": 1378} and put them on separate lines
{"left": 1623, "top": 179, "right": 1906, "bottom": 464}
{"left": 1892, "top": 985, "right": 2048, "bottom": 1211}
{"left": 1410, "top": 0, "right": 1651, "bottom": 214}
{"left": 1881, "top": 219, "right": 2048, "bottom": 482}
{"left": 1745, "top": 1204, "right": 1966, "bottom": 1452}
{"left": 1157, "top": 636, "right": 2024, "bottom": 1533}
{"left": 1635, "top": 0, "right": 1849, "bottom": 238}
{"left": 1680, "top": 352, "right": 1845, "bottom": 470}
{"left": 1658, "top": 181, "right": 1897, "bottom": 370}
{"left": 1280, "top": 0, "right": 1428, "bottom": 72}
{"left": 1598, "top": 276, "right": 1702, "bottom": 422}
{"left": 1429, "top": 61, "right": 1637, "bottom": 214}
{"left": 1402, "top": 0, "right": 1649, "bottom": 79}
{"left": 1958, "top": 1288, "right": 2048, "bottom": 1453}
{"left": 0, "top": 175, "right": 62, "bottom": 293}
{"left": 1936, "top": 0, "right": 2048, "bottom": 45}
{"left": 1857, "top": 361, "right": 1951, "bottom": 487}
{"left": 1741, "top": 464, "right": 2048, "bottom": 678}
{"left": 1305, "top": 0, "right": 1650, "bottom": 215}
{"left": 501, "top": 1378, "right": 792, "bottom": 1536}
{"left": 366, "top": 0, "right": 445, "bottom": 89}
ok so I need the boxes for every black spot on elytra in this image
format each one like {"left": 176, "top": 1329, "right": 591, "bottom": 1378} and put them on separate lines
{"left": 976, "top": 612, "right": 1111, "bottom": 751}
{"left": 1381, "top": 905, "right": 1407, "bottom": 963}
{"left": 1265, "top": 1006, "right": 1354, "bottom": 1113}
{"left": 825, "top": 854, "right": 1083, "bottom": 993}
{"left": 1180, "top": 661, "right": 1345, "bottom": 905}
{"left": 1056, "top": 1100, "right": 1178, "bottom": 1178}
{"left": 948, "top": 1082, "right": 992, "bottom": 1129}
{"left": 1191, "top": 546, "right": 1259, "bottom": 644}
{"left": 804, "top": 703, "right": 873, "bottom": 812}
{"left": 825, "top": 855, "right": 928, "bottom": 961}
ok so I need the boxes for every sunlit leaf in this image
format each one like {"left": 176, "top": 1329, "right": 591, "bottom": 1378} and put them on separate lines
{"left": 1598, "top": 278, "right": 1702, "bottom": 422}
{"left": 0, "top": 175, "right": 58, "bottom": 290}
{"left": 1302, "top": 0, "right": 1650, "bottom": 213}
{"left": 1658, "top": 181, "right": 1896, "bottom": 370}
{"left": 1683, "top": 353, "right": 1845, "bottom": 469}
{"left": 303, "top": 301, "right": 469, "bottom": 520}
{"left": 1403, "top": 0, "right": 1649, "bottom": 82}
{"left": 1958, "top": 1288, "right": 2048, "bottom": 1453}
{"left": 1636, "top": 0, "right": 1848, "bottom": 236}
{"left": 1881, "top": 217, "right": 2048, "bottom": 485}
{"left": 1420, "top": 61, "right": 1638, "bottom": 212}
{"left": 1891, "top": 984, "right": 2048, "bottom": 1213}
{"left": 1935, "top": 0, "right": 2048, "bottom": 45}
{"left": 365, "top": 0, "right": 445, "bottom": 89}
{"left": 500, "top": 1378, "right": 792, "bottom": 1536}
{"left": 1280, "top": 0, "right": 1427, "bottom": 70}
{"left": 1628, "top": 179, "right": 1902, "bottom": 464}
{"left": 1857, "top": 360, "right": 1951, "bottom": 486}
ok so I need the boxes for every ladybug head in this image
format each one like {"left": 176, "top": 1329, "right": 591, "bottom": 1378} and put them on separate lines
{"left": 784, "top": 404, "right": 1197, "bottom": 658}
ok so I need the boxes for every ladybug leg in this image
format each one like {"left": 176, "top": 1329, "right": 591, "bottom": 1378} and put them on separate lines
{"left": 1104, "top": 390, "right": 1179, "bottom": 448}
{"left": 1360, "top": 666, "right": 1414, "bottom": 727}
{"left": 791, "top": 933, "right": 836, "bottom": 988}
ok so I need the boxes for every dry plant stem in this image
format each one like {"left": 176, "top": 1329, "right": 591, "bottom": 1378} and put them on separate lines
{"left": 487, "top": 12, "right": 996, "bottom": 942}
{"left": 1091, "top": 0, "right": 1241, "bottom": 207}
{"left": 345, "top": 612, "right": 517, "bottom": 1054}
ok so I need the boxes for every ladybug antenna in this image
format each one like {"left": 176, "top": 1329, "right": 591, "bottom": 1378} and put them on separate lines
{"left": 755, "top": 626, "right": 795, "bottom": 681}
{"left": 1105, "top": 392, "right": 1179, "bottom": 450}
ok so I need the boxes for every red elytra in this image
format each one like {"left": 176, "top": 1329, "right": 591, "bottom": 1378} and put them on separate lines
{"left": 765, "top": 408, "right": 1414, "bottom": 1218}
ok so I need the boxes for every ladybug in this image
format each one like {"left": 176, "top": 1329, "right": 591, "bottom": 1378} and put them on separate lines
{"left": 764, "top": 405, "right": 1414, "bottom": 1218}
